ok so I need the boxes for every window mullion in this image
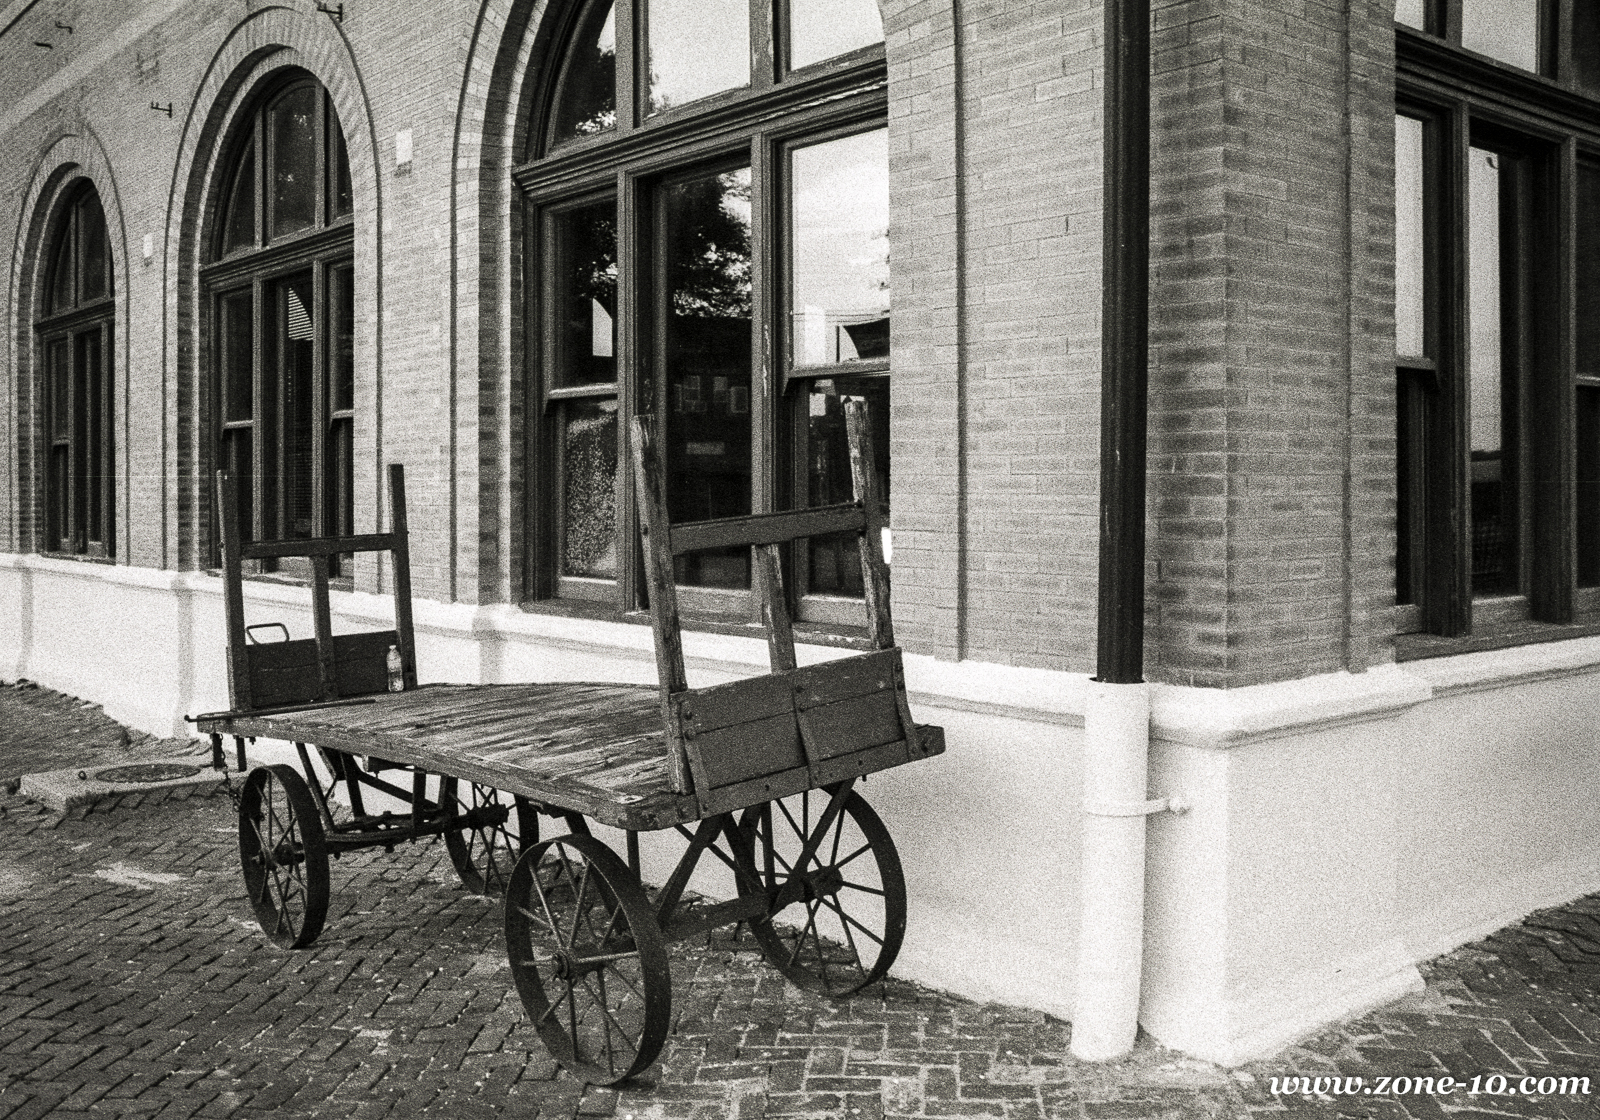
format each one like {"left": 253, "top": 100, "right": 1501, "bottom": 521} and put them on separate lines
{"left": 753, "top": 0, "right": 777, "bottom": 89}
{"left": 617, "top": 168, "right": 642, "bottom": 611}
{"left": 750, "top": 133, "right": 775, "bottom": 526}
{"left": 1530, "top": 138, "right": 1576, "bottom": 619}
{"left": 617, "top": 0, "right": 638, "bottom": 133}
{"left": 312, "top": 261, "right": 328, "bottom": 539}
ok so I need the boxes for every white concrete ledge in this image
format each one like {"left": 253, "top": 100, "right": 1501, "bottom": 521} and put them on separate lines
{"left": 1149, "top": 664, "right": 1434, "bottom": 751}
{"left": 1401, "top": 634, "right": 1600, "bottom": 697}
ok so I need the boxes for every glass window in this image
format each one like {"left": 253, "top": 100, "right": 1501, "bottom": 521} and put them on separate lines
{"left": 36, "top": 183, "right": 115, "bottom": 558}
{"left": 522, "top": 0, "right": 888, "bottom": 617}
{"left": 1395, "top": 116, "right": 1426, "bottom": 357}
{"left": 1460, "top": 0, "right": 1540, "bottom": 70}
{"left": 552, "top": 0, "right": 617, "bottom": 143}
{"left": 1467, "top": 148, "right": 1514, "bottom": 596}
{"left": 789, "top": 0, "right": 883, "bottom": 70}
{"left": 646, "top": 0, "right": 750, "bottom": 115}
{"left": 1394, "top": 0, "right": 1427, "bottom": 29}
{"left": 204, "top": 73, "right": 356, "bottom": 569}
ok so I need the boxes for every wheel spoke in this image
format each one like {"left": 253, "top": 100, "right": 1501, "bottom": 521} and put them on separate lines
{"left": 838, "top": 878, "right": 886, "bottom": 897}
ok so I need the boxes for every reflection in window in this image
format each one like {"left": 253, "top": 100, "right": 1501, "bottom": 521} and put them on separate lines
{"left": 790, "top": 0, "right": 883, "bottom": 70}
{"left": 791, "top": 129, "right": 890, "bottom": 368}
{"left": 553, "top": 200, "right": 618, "bottom": 387}
{"left": 562, "top": 399, "right": 620, "bottom": 578}
{"left": 270, "top": 85, "right": 318, "bottom": 239}
{"left": 646, "top": 0, "right": 749, "bottom": 115}
{"left": 807, "top": 376, "right": 889, "bottom": 596}
{"left": 1578, "top": 3, "right": 1600, "bottom": 98}
{"left": 1460, "top": 0, "right": 1539, "bottom": 71}
{"left": 1579, "top": 164, "right": 1600, "bottom": 585}
{"left": 1395, "top": 116, "right": 1425, "bottom": 357}
{"left": 553, "top": 0, "right": 617, "bottom": 142}
{"left": 664, "top": 167, "right": 753, "bottom": 588}
{"left": 1394, "top": 0, "right": 1426, "bottom": 29}
{"left": 1468, "top": 148, "right": 1513, "bottom": 596}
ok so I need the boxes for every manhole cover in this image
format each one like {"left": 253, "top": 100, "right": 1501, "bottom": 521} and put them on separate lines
{"left": 91, "top": 763, "right": 202, "bottom": 784}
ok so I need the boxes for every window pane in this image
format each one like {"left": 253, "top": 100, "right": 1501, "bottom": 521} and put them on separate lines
{"left": 72, "top": 333, "right": 91, "bottom": 553}
{"left": 664, "top": 166, "right": 753, "bottom": 589}
{"left": 270, "top": 86, "right": 318, "bottom": 240}
{"left": 1576, "top": 1, "right": 1600, "bottom": 96}
{"left": 806, "top": 376, "right": 888, "bottom": 597}
{"left": 1395, "top": 115, "right": 1425, "bottom": 357}
{"left": 223, "top": 132, "right": 257, "bottom": 254}
{"left": 1468, "top": 148, "right": 1512, "bottom": 596}
{"left": 82, "top": 330, "right": 105, "bottom": 553}
{"left": 330, "top": 266, "right": 354, "bottom": 412}
{"left": 791, "top": 129, "right": 890, "bottom": 368}
{"left": 48, "top": 220, "right": 74, "bottom": 312}
{"left": 274, "top": 274, "right": 317, "bottom": 538}
{"left": 1580, "top": 163, "right": 1600, "bottom": 378}
{"left": 330, "top": 109, "right": 352, "bottom": 219}
{"left": 646, "top": 0, "right": 749, "bottom": 115}
{"left": 48, "top": 339, "right": 70, "bottom": 441}
{"left": 1394, "top": 0, "right": 1426, "bottom": 29}
{"left": 1580, "top": 388, "right": 1600, "bottom": 586}
{"left": 790, "top": 0, "right": 883, "bottom": 70}
{"left": 561, "top": 398, "right": 620, "bottom": 578}
{"left": 552, "top": 200, "right": 618, "bottom": 388}
{"left": 78, "top": 193, "right": 108, "bottom": 303}
{"left": 1461, "top": 0, "right": 1539, "bottom": 71}
{"left": 221, "top": 291, "right": 255, "bottom": 423}
{"left": 553, "top": 0, "right": 617, "bottom": 143}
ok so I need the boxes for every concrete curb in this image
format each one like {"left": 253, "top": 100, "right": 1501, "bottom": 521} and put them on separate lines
{"left": 20, "top": 760, "right": 229, "bottom": 814}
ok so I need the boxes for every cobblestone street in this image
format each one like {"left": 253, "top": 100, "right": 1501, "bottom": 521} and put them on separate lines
{"left": 5, "top": 683, "right": 1600, "bottom": 1119}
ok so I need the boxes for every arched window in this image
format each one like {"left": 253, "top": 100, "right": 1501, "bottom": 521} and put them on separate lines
{"left": 36, "top": 182, "right": 115, "bottom": 558}
{"left": 520, "top": 0, "right": 889, "bottom": 625}
{"left": 205, "top": 72, "right": 354, "bottom": 566}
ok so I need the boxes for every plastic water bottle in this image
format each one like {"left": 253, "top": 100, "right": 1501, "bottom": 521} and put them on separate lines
{"left": 387, "top": 645, "right": 404, "bottom": 692}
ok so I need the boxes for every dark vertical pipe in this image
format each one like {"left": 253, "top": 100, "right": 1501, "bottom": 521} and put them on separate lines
{"left": 1096, "top": 0, "right": 1151, "bottom": 685}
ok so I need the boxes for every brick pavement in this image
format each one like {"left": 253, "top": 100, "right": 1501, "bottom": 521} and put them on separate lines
{"left": 4, "top": 684, "right": 1600, "bottom": 1118}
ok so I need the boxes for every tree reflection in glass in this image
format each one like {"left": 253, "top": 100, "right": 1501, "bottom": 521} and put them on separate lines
{"left": 663, "top": 167, "right": 753, "bottom": 589}
{"left": 552, "top": 0, "right": 617, "bottom": 143}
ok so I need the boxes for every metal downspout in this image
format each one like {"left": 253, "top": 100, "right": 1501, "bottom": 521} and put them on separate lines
{"left": 1071, "top": 0, "right": 1151, "bottom": 1063}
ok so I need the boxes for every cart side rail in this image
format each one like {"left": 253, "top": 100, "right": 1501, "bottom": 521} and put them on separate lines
{"left": 216, "top": 462, "right": 417, "bottom": 714}
{"left": 630, "top": 399, "right": 917, "bottom": 809}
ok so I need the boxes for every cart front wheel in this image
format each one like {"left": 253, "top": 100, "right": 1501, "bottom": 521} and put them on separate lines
{"left": 504, "top": 833, "right": 670, "bottom": 1086}
{"left": 238, "top": 764, "right": 330, "bottom": 949}
{"left": 736, "top": 785, "right": 906, "bottom": 996}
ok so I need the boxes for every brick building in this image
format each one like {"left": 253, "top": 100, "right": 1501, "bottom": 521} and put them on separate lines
{"left": 3, "top": 0, "right": 1598, "bottom": 1067}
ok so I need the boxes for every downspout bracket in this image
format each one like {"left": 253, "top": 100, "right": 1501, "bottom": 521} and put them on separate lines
{"left": 1083, "top": 796, "right": 1188, "bottom": 817}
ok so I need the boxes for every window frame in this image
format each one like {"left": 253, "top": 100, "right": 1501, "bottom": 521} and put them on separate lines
{"left": 1395, "top": 20, "right": 1599, "bottom": 650}
{"left": 201, "top": 73, "right": 355, "bottom": 571}
{"left": 515, "top": 0, "right": 889, "bottom": 626}
{"left": 34, "top": 183, "right": 115, "bottom": 561}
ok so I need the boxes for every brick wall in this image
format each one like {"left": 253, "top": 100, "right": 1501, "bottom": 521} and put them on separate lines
{"left": 1146, "top": 0, "right": 1396, "bottom": 687}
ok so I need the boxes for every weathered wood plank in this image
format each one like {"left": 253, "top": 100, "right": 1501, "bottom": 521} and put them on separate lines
{"left": 240, "top": 532, "right": 399, "bottom": 559}
{"left": 668, "top": 503, "right": 864, "bottom": 555}
{"left": 687, "top": 714, "right": 805, "bottom": 790}
{"left": 799, "top": 691, "right": 904, "bottom": 761}
{"left": 845, "top": 400, "right": 895, "bottom": 649}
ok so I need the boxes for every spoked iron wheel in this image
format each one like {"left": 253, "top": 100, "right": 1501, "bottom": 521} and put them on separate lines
{"left": 504, "top": 833, "right": 670, "bottom": 1086}
{"left": 736, "top": 785, "right": 906, "bottom": 995}
{"left": 441, "top": 780, "right": 538, "bottom": 896}
{"left": 237, "top": 764, "right": 330, "bottom": 949}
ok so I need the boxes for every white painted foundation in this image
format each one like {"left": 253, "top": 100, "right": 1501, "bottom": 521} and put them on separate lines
{"left": 9, "top": 553, "right": 1600, "bottom": 1064}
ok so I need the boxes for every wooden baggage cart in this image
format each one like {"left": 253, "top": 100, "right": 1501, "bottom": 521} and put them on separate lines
{"left": 192, "top": 402, "right": 945, "bottom": 1086}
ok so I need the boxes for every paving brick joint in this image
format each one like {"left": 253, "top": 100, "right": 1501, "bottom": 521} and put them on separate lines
{"left": 5, "top": 682, "right": 1600, "bottom": 1119}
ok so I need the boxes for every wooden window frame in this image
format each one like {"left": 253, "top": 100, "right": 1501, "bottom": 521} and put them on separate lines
{"left": 516, "top": 0, "right": 889, "bottom": 629}
{"left": 202, "top": 73, "right": 354, "bottom": 573}
{"left": 34, "top": 185, "right": 115, "bottom": 560}
{"left": 1395, "top": 22, "right": 1599, "bottom": 651}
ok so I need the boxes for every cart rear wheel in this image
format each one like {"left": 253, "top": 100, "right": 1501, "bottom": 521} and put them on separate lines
{"left": 736, "top": 785, "right": 906, "bottom": 996}
{"left": 441, "top": 780, "right": 535, "bottom": 895}
{"left": 238, "top": 764, "right": 330, "bottom": 949}
{"left": 504, "top": 833, "right": 670, "bottom": 1086}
